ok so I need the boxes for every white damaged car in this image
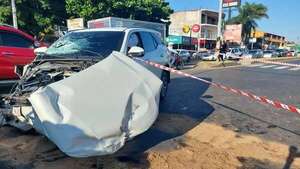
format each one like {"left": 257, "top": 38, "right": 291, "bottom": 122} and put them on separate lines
{"left": 1, "top": 28, "right": 170, "bottom": 157}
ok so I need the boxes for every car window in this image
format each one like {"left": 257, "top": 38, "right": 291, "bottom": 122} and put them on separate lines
{"left": 0, "top": 33, "right": 3, "bottom": 45}
{"left": 152, "top": 35, "right": 158, "bottom": 48}
{"left": 46, "top": 31, "right": 125, "bottom": 59}
{"left": 140, "top": 32, "right": 156, "bottom": 53}
{"left": 151, "top": 33, "right": 162, "bottom": 45}
{"left": 0, "top": 31, "right": 33, "bottom": 48}
{"left": 128, "top": 32, "right": 143, "bottom": 48}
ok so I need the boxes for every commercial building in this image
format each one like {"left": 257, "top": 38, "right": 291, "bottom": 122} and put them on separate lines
{"left": 251, "top": 30, "right": 286, "bottom": 49}
{"left": 167, "top": 9, "right": 223, "bottom": 50}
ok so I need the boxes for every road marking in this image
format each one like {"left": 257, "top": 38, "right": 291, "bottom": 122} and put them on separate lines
{"left": 274, "top": 66, "right": 290, "bottom": 70}
{"left": 289, "top": 67, "right": 300, "bottom": 71}
{"left": 248, "top": 64, "right": 265, "bottom": 67}
{"left": 260, "top": 65, "right": 276, "bottom": 68}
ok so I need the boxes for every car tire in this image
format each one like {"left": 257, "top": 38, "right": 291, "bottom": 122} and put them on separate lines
{"left": 160, "top": 70, "right": 169, "bottom": 100}
{"left": 176, "top": 62, "right": 184, "bottom": 70}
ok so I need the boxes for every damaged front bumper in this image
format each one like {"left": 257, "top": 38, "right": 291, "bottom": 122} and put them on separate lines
{"left": 1, "top": 52, "right": 162, "bottom": 157}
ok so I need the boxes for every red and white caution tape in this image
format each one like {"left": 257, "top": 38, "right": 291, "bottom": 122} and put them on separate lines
{"left": 242, "top": 58, "right": 300, "bottom": 68}
{"left": 135, "top": 58, "right": 300, "bottom": 115}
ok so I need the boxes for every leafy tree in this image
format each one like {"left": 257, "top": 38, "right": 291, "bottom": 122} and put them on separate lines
{"left": 0, "top": 0, "right": 67, "bottom": 36}
{"left": 0, "top": 0, "right": 172, "bottom": 36}
{"left": 65, "top": 0, "right": 173, "bottom": 23}
{"left": 228, "top": 2, "right": 268, "bottom": 44}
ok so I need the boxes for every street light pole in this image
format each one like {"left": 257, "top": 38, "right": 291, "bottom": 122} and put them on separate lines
{"left": 217, "top": 0, "right": 223, "bottom": 38}
{"left": 11, "top": 0, "right": 18, "bottom": 29}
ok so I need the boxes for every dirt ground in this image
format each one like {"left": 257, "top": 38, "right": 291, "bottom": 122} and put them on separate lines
{"left": 1, "top": 119, "right": 300, "bottom": 169}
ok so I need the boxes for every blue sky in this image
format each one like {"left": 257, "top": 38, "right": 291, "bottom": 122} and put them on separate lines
{"left": 166, "top": 0, "right": 300, "bottom": 42}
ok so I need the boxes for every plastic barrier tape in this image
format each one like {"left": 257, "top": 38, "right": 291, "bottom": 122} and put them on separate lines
{"left": 135, "top": 58, "right": 300, "bottom": 115}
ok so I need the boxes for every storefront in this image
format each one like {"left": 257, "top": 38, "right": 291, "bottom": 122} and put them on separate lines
{"left": 166, "top": 35, "right": 216, "bottom": 50}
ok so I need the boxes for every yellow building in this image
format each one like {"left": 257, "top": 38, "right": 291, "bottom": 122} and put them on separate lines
{"left": 251, "top": 30, "right": 286, "bottom": 48}
{"left": 251, "top": 30, "right": 264, "bottom": 38}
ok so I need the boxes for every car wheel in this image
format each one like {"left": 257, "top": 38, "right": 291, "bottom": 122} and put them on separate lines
{"left": 177, "top": 61, "right": 184, "bottom": 70}
{"left": 160, "top": 70, "right": 169, "bottom": 100}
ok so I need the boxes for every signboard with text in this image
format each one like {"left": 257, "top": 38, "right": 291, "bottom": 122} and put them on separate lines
{"left": 166, "top": 35, "right": 182, "bottom": 44}
{"left": 67, "top": 18, "right": 84, "bottom": 31}
{"left": 222, "top": 0, "right": 241, "bottom": 8}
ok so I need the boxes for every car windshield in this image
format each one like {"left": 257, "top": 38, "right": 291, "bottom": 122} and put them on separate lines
{"left": 43, "top": 31, "right": 125, "bottom": 60}
{"left": 264, "top": 51, "right": 272, "bottom": 54}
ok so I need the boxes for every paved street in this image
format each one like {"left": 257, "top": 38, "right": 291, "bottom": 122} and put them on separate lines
{"left": 120, "top": 59, "right": 300, "bottom": 154}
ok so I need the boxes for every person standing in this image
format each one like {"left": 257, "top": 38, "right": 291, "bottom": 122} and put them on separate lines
{"left": 219, "top": 40, "right": 228, "bottom": 66}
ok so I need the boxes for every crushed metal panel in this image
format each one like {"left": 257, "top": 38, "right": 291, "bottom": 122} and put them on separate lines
{"left": 28, "top": 52, "right": 162, "bottom": 157}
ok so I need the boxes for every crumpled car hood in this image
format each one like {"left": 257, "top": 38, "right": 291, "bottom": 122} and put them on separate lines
{"left": 26, "top": 52, "right": 162, "bottom": 157}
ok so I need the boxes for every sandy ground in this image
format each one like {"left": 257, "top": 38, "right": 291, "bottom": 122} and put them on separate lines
{"left": 1, "top": 120, "right": 300, "bottom": 169}
{"left": 145, "top": 122, "right": 300, "bottom": 169}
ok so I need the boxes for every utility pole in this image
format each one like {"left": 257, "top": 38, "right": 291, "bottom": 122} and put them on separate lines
{"left": 11, "top": 0, "right": 18, "bottom": 28}
{"left": 228, "top": 7, "right": 232, "bottom": 21}
{"left": 217, "top": 0, "right": 223, "bottom": 39}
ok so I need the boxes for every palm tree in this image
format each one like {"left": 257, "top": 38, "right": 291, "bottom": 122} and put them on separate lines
{"left": 228, "top": 2, "right": 269, "bottom": 44}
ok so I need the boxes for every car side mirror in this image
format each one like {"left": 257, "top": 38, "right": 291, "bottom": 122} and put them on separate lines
{"left": 128, "top": 46, "right": 144, "bottom": 57}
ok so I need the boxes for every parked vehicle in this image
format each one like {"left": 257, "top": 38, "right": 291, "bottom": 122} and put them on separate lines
{"left": 188, "top": 50, "right": 197, "bottom": 59}
{"left": 0, "top": 24, "right": 39, "bottom": 80}
{"left": 263, "top": 50, "right": 277, "bottom": 58}
{"left": 286, "top": 50, "right": 297, "bottom": 57}
{"left": 226, "top": 48, "right": 243, "bottom": 60}
{"left": 276, "top": 49, "right": 288, "bottom": 57}
{"left": 177, "top": 49, "right": 191, "bottom": 63}
{"left": 168, "top": 48, "right": 184, "bottom": 70}
{"left": 248, "top": 49, "right": 263, "bottom": 58}
{"left": 193, "top": 51, "right": 209, "bottom": 60}
{"left": 202, "top": 51, "right": 217, "bottom": 61}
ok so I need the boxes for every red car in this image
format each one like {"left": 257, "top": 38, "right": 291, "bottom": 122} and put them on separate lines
{"left": 0, "top": 24, "right": 37, "bottom": 80}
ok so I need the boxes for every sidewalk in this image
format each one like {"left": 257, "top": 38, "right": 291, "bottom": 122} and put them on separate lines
{"left": 189, "top": 56, "right": 300, "bottom": 71}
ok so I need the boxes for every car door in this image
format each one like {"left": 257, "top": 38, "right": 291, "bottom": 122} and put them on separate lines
{"left": 127, "top": 31, "right": 163, "bottom": 78}
{"left": 139, "top": 31, "right": 166, "bottom": 78}
{"left": 0, "top": 31, "right": 35, "bottom": 80}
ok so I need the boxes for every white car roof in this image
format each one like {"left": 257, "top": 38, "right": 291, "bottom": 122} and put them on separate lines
{"left": 73, "top": 27, "right": 161, "bottom": 35}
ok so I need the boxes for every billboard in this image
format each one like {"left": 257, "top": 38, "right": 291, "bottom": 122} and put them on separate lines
{"left": 223, "top": 0, "right": 241, "bottom": 8}
{"left": 223, "top": 24, "right": 242, "bottom": 43}
{"left": 67, "top": 18, "right": 84, "bottom": 31}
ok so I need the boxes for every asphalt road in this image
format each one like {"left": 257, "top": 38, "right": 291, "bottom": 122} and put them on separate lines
{"left": 120, "top": 59, "right": 300, "bottom": 155}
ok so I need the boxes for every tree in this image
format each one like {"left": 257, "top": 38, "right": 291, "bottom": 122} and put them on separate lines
{"left": 0, "top": 0, "right": 67, "bottom": 36}
{"left": 228, "top": 2, "right": 268, "bottom": 44}
{"left": 0, "top": 0, "right": 172, "bottom": 36}
{"left": 65, "top": 0, "right": 173, "bottom": 23}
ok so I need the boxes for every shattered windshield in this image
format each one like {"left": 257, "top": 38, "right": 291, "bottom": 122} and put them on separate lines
{"left": 44, "top": 31, "right": 125, "bottom": 59}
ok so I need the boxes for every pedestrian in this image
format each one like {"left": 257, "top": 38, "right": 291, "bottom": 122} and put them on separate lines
{"left": 219, "top": 40, "right": 228, "bottom": 66}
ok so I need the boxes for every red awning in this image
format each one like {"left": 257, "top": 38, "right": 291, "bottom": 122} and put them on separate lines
{"left": 192, "top": 38, "right": 206, "bottom": 45}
